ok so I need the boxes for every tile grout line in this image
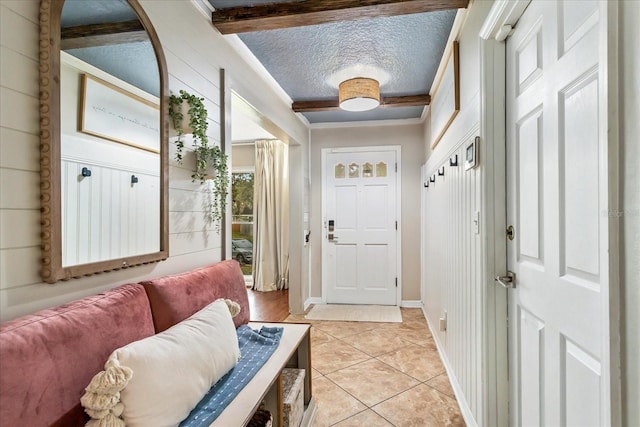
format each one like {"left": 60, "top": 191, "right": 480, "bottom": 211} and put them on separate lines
{"left": 298, "top": 309, "right": 463, "bottom": 427}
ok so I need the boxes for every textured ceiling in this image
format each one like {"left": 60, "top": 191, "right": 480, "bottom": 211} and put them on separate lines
{"left": 59, "top": 0, "right": 271, "bottom": 140}
{"left": 61, "top": 0, "right": 159, "bottom": 97}
{"left": 65, "top": 42, "right": 159, "bottom": 97}
{"left": 61, "top": 0, "right": 136, "bottom": 27}
{"left": 60, "top": 1, "right": 457, "bottom": 126}
{"left": 209, "top": 1, "right": 456, "bottom": 124}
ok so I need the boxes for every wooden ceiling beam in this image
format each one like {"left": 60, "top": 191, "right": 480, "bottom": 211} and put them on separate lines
{"left": 292, "top": 94, "right": 431, "bottom": 113}
{"left": 61, "top": 20, "right": 147, "bottom": 50}
{"left": 212, "top": 0, "right": 470, "bottom": 34}
{"left": 292, "top": 100, "right": 339, "bottom": 113}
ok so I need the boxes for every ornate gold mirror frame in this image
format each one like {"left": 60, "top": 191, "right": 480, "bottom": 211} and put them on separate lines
{"left": 39, "top": 0, "right": 169, "bottom": 283}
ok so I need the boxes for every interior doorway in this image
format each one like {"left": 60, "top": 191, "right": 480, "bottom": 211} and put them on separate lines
{"left": 230, "top": 91, "right": 275, "bottom": 286}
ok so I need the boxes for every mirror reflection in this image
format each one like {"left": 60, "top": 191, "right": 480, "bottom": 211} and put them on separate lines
{"left": 59, "top": 0, "right": 160, "bottom": 267}
{"left": 39, "top": 0, "right": 167, "bottom": 282}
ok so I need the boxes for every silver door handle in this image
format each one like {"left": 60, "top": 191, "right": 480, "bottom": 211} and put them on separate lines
{"left": 495, "top": 271, "right": 516, "bottom": 289}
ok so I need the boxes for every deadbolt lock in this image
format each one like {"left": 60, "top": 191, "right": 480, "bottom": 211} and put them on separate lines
{"left": 506, "top": 225, "right": 515, "bottom": 241}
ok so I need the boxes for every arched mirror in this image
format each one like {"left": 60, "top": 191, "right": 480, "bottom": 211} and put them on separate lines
{"left": 39, "top": 0, "right": 168, "bottom": 283}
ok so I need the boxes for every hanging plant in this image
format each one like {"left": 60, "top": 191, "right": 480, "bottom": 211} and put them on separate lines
{"left": 196, "top": 145, "right": 228, "bottom": 228}
{"left": 168, "top": 89, "right": 228, "bottom": 231}
{"left": 168, "top": 89, "right": 208, "bottom": 164}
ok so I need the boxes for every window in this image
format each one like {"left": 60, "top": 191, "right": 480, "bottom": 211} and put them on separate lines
{"left": 231, "top": 172, "right": 254, "bottom": 277}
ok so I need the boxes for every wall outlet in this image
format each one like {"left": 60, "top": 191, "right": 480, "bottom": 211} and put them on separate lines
{"left": 439, "top": 311, "right": 447, "bottom": 331}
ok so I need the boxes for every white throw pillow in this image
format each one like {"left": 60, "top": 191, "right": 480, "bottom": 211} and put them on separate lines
{"left": 109, "top": 299, "right": 240, "bottom": 427}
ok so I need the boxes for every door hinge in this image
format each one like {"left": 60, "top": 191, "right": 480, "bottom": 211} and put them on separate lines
{"left": 395, "top": 220, "right": 398, "bottom": 230}
{"left": 395, "top": 277, "right": 398, "bottom": 287}
{"left": 395, "top": 162, "right": 398, "bottom": 172}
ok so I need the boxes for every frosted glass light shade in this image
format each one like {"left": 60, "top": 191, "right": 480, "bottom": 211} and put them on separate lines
{"left": 339, "top": 78, "right": 380, "bottom": 112}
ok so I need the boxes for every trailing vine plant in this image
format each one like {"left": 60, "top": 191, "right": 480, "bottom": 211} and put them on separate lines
{"left": 168, "top": 90, "right": 228, "bottom": 231}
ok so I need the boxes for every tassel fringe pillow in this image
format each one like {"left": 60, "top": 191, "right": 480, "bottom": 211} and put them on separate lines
{"left": 81, "top": 299, "right": 241, "bottom": 427}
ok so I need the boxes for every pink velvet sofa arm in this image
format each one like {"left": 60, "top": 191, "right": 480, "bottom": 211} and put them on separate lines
{"left": 141, "top": 260, "right": 250, "bottom": 333}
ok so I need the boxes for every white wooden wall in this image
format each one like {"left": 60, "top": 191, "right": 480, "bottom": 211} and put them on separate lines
{"left": 61, "top": 159, "right": 160, "bottom": 266}
{"left": 59, "top": 55, "right": 161, "bottom": 267}
{"left": 423, "top": 131, "right": 483, "bottom": 423}
{"left": 419, "top": 3, "right": 499, "bottom": 425}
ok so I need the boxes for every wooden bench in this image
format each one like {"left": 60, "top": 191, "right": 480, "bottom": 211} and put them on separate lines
{"left": 212, "top": 322, "right": 316, "bottom": 427}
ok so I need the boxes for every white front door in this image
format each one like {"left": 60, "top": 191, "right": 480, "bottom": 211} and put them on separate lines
{"left": 322, "top": 147, "right": 399, "bottom": 305}
{"left": 506, "top": 1, "right": 611, "bottom": 425}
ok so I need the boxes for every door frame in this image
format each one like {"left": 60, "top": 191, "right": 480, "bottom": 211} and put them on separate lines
{"left": 320, "top": 145, "right": 402, "bottom": 306}
{"left": 479, "top": 0, "right": 621, "bottom": 425}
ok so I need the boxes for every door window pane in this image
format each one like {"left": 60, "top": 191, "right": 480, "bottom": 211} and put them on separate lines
{"left": 334, "top": 163, "right": 346, "bottom": 179}
{"left": 376, "top": 162, "right": 388, "bottom": 177}
{"left": 349, "top": 162, "right": 360, "bottom": 178}
{"left": 363, "top": 162, "right": 373, "bottom": 177}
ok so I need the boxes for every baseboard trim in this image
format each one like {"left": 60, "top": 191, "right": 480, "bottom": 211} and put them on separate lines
{"left": 400, "top": 300, "right": 422, "bottom": 308}
{"left": 304, "top": 297, "right": 324, "bottom": 311}
{"left": 301, "top": 396, "right": 317, "bottom": 427}
{"left": 422, "top": 306, "right": 478, "bottom": 427}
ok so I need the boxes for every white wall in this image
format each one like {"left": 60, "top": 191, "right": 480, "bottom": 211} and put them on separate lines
{"left": 309, "top": 122, "right": 424, "bottom": 304}
{"left": 620, "top": 1, "right": 640, "bottom": 425}
{"left": 422, "top": 1, "right": 639, "bottom": 425}
{"left": 423, "top": 133, "right": 483, "bottom": 421}
{"left": 0, "top": 0, "right": 309, "bottom": 321}
{"left": 231, "top": 144, "right": 254, "bottom": 169}
{"left": 60, "top": 55, "right": 161, "bottom": 266}
{"left": 421, "top": 1, "right": 493, "bottom": 425}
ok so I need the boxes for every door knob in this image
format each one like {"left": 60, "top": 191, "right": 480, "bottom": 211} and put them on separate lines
{"left": 328, "top": 233, "right": 338, "bottom": 241}
{"left": 495, "top": 271, "right": 516, "bottom": 289}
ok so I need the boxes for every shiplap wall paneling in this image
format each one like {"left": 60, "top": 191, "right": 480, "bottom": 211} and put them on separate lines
{"left": 423, "top": 140, "right": 483, "bottom": 424}
{"left": 0, "top": 0, "right": 41, "bottom": 295}
{"left": 61, "top": 159, "right": 160, "bottom": 266}
{"left": 0, "top": 0, "right": 310, "bottom": 324}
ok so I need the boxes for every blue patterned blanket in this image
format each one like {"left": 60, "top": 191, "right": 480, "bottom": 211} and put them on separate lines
{"left": 180, "top": 325, "right": 284, "bottom": 427}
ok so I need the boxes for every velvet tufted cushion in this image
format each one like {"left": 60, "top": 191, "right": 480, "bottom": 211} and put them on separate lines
{"left": 141, "top": 260, "right": 250, "bottom": 332}
{"left": 0, "top": 284, "right": 155, "bottom": 427}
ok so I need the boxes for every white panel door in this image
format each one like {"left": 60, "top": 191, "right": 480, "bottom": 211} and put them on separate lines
{"left": 323, "top": 148, "right": 398, "bottom": 305}
{"left": 506, "top": 1, "right": 610, "bottom": 425}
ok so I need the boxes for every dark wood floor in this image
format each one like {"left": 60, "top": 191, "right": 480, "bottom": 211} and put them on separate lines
{"left": 247, "top": 288, "right": 289, "bottom": 322}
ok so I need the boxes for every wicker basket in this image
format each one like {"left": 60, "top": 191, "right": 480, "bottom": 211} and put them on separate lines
{"left": 281, "top": 368, "right": 305, "bottom": 427}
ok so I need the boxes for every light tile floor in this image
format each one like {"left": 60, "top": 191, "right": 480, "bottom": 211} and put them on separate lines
{"left": 285, "top": 308, "right": 465, "bottom": 427}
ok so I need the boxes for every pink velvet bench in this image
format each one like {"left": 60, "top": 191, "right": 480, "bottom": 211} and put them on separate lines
{"left": 0, "top": 260, "right": 251, "bottom": 427}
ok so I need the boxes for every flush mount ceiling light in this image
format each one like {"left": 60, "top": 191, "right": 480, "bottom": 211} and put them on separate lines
{"left": 338, "top": 77, "right": 380, "bottom": 112}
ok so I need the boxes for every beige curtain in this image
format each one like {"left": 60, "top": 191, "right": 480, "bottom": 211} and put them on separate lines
{"left": 253, "top": 140, "right": 289, "bottom": 291}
